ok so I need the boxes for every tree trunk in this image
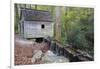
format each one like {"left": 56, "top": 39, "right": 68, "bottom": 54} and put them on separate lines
{"left": 55, "top": 6, "right": 62, "bottom": 42}
{"left": 35, "top": 5, "right": 37, "bottom": 10}
{"left": 15, "top": 4, "right": 20, "bottom": 34}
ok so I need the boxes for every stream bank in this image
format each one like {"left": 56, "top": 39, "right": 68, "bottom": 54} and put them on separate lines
{"left": 15, "top": 36, "right": 69, "bottom": 65}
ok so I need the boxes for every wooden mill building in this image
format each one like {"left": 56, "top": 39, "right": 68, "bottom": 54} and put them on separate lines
{"left": 20, "top": 8, "right": 54, "bottom": 38}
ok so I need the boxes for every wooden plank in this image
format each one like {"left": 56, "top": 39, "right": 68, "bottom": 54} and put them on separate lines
{"left": 23, "top": 21, "right": 54, "bottom": 38}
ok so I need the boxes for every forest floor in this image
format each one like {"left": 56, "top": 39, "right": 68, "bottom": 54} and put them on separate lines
{"left": 14, "top": 35, "right": 69, "bottom": 65}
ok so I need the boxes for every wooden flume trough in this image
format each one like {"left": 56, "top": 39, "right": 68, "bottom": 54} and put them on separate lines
{"left": 43, "top": 37, "right": 93, "bottom": 62}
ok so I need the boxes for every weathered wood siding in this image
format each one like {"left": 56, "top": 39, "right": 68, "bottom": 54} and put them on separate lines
{"left": 23, "top": 21, "right": 54, "bottom": 38}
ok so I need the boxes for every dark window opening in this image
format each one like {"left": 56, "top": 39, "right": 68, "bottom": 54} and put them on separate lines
{"left": 41, "top": 24, "right": 45, "bottom": 29}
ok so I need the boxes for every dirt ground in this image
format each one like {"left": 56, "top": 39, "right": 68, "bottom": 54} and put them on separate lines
{"left": 14, "top": 36, "right": 49, "bottom": 65}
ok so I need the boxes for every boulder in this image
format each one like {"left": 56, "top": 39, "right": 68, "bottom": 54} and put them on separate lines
{"left": 31, "top": 50, "right": 43, "bottom": 63}
{"left": 41, "top": 50, "right": 69, "bottom": 63}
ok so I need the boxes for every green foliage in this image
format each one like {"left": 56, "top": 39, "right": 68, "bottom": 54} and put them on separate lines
{"left": 61, "top": 7, "right": 94, "bottom": 56}
{"left": 14, "top": 4, "right": 19, "bottom": 34}
{"left": 14, "top": 4, "right": 94, "bottom": 56}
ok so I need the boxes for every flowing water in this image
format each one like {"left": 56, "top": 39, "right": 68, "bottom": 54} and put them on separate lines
{"left": 42, "top": 50, "right": 69, "bottom": 63}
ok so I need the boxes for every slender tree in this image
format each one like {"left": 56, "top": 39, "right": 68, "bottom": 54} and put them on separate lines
{"left": 55, "top": 6, "right": 62, "bottom": 42}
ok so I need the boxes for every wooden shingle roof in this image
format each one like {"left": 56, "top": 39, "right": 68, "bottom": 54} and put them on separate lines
{"left": 21, "top": 8, "right": 53, "bottom": 22}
